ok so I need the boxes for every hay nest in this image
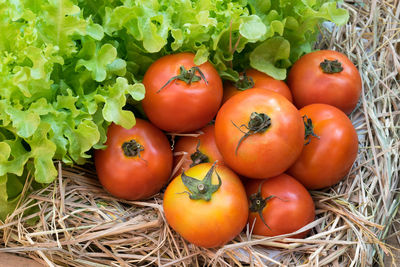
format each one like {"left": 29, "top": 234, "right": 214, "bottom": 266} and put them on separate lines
{"left": 1, "top": 0, "right": 399, "bottom": 266}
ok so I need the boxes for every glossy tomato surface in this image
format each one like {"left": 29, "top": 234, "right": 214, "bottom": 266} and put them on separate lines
{"left": 173, "top": 124, "right": 224, "bottom": 176}
{"left": 246, "top": 174, "right": 315, "bottom": 238}
{"left": 142, "top": 53, "right": 223, "bottom": 133}
{"left": 215, "top": 88, "right": 304, "bottom": 179}
{"left": 287, "top": 50, "right": 362, "bottom": 114}
{"left": 163, "top": 163, "right": 248, "bottom": 248}
{"left": 223, "top": 69, "right": 293, "bottom": 104}
{"left": 288, "top": 104, "right": 359, "bottom": 190}
{"left": 95, "top": 119, "right": 172, "bottom": 200}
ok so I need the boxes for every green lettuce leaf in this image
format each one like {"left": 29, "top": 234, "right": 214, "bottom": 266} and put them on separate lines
{"left": 0, "top": 0, "right": 144, "bottom": 220}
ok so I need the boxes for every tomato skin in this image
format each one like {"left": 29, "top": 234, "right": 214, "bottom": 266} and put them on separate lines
{"left": 223, "top": 69, "right": 293, "bottom": 104}
{"left": 215, "top": 88, "right": 305, "bottom": 179}
{"left": 287, "top": 104, "right": 359, "bottom": 190}
{"left": 287, "top": 50, "right": 362, "bottom": 115}
{"left": 142, "top": 53, "right": 223, "bottom": 133}
{"left": 173, "top": 124, "right": 224, "bottom": 176}
{"left": 246, "top": 174, "right": 315, "bottom": 238}
{"left": 94, "top": 119, "right": 172, "bottom": 200}
{"left": 163, "top": 163, "right": 248, "bottom": 248}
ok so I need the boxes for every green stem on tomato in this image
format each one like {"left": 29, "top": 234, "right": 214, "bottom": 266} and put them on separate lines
{"left": 232, "top": 112, "right": 271, "bottom": 155}
{"left": 158, "top": 66, "right": 208, "bottom": 93}
{"left": 320, "top": 59, "right": 343, "bottom": 74}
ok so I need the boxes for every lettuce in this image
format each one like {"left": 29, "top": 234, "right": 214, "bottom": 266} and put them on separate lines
{"left": 97, "top": 0, "right": 348, "bottom": 80}
{"left": 0, "top": 0, "right": 145, "bottom": 219}
{"left": 0, "top": 0, "right": 348, "bottom": 219}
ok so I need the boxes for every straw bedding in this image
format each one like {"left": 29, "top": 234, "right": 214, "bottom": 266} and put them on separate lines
{"left": 0, "top": 0, "right": 399, "bottom": 266}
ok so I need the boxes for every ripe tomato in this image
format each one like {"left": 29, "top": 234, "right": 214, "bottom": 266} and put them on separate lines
{"left": 246, "top": 174, "right": 315, "bottom": 238}
{"left": 223, "top": 69, "right": 293, "bottom": 104}
{"left": 287, "top": 50, "right": 362, "bottom": 115}
{"left": 287, "top": 104, "right": 359, "bottom": 190}
{"left": 215, "top": 88, "right": 304, "bottom": 179}
{"left": 163, "top": 163, "right": 248, "bottom": 248}
{"left": 172, "top": 124, "right": 224, "bottom": 177}
{"left": 94, "top": 119, "right": 172, "bottom": 200}
{"left": 142, "top": 53, "right": 223, "bottom": 133}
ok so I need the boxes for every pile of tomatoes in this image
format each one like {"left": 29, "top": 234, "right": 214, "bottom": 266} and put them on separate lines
{"left": 95, "top": 51, "right": 362, "bottom": 248}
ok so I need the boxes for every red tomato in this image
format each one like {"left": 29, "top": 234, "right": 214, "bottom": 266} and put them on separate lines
{"left": 287, "top": 50, "right": 362, "bottom": 115}
{"left": 172, "top": 124, "right": 224, "bottom": 176}
{"left": 223, "top": 69, "right": 293, "bottom": 104}
{"left": 287, "top": 104, "right": 359, "bottom": 190}
{"left": 142, "top": 53, "right": 223, "bottom": 133}
{"left": 94, "top": 119, "right": 172, "bottom": 200}
{"left": 246, "top": 174, "right": 315, "bottom": 238}
{"left": 163, "top": 163, "right": 248, "bottom": 248}
{"left": 215, "top": 88, "right": 304, "bottom": 179}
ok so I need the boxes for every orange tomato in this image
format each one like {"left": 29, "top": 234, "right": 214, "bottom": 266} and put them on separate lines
{"left": 95, "top": 119, "right": 172, "bottom": 200}
{"left": 246, "top": 174, "right": 315, "bottom": 238}
{"left": 163, "top": 163, "right": 248, "bottom": 248}
{"left": 215, "top": 88, "right": 304, "bottom": 179}
{"left": 142, "top": 53, "right": 223, "bottom": 133}
{"left": 223, "top": 69, "right": 293, "bottom": 104}
{"left": 288, "top": 104, "right": 359, "bottom": 189}
{"left": 287, "top": 50, "right": 362, "bottom": 115}
{"left": 173, "top": 124, "right": 224, "bottom": 176}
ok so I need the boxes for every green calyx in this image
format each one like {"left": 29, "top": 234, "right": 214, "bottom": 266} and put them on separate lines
{"left": 303, "top": 115, "right": 320, "bottom": 145}
{"left": 320, "top": 59, "right": 343, "bottom": 74}
{"left": 249, "top": 182, "right": 284, "bottom": 230}
{"left": 189, "top": 140, "right": 210, "bottom": 167}
{"left": 234, "top": 72, "right": 255, "bottom": 91}
{"left": 232, "top": 112, "right": 271, "bottom": 155}
{"left": 181, "top": 162, "right": 221, "bottom": 201}
{"left": 122, "top": 139, "right": 144, "bottom": 157}
{"left": 158, "top": 65, "right": 208, "bottom": 93}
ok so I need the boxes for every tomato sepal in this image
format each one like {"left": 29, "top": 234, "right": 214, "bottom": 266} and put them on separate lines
{"left": 303, "top": 115, "right": 320, "bottom": 145}
{"left": 158, "top": 65, "right": 208, "bottom": 93}
{"left": 189, "top": 140, "right": 210, "bottom": 167}
{"left": 181, "top": 162, "right": 221, "bottom": 201}
{"left": 249, "top": 182, "right": 288, "bottom": 231}
{"left": 320, "top": 59, "right": 343, "bottom": 74}
{"left": 121, "top": 139, "right": 145, "bottom": 158}
{"left": 234, "top": 72, "right": 255, "bottom": 90}
{"left": 232, "top": 112, "right": 271, "bottom": 154}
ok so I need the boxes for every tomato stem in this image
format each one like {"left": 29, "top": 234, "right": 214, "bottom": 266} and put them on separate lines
{"left": 249, "top": 182, "right": 287, "bottom": 231}
{"left": 320, "top": 59, "right": 343, "bottom": 74}
{"left": 122, "top": 139, "right": 144, "bottom": 158}
{"left": 158, "top": 66, "right": 208, "bottom": 93}
{"left": 180, "top": 162, "right": 221, "bottom": 201}
{"left": 232, "top": 112, "right": 271, "bottom": 155}
{"left": 190, "top": 140, "right": 210, "bottom": 167}
{"left": 234, "top": 71, "right": 255, "bottom": 91}
{"left": 303, "top": 115, "right": 320, "bottom": 145}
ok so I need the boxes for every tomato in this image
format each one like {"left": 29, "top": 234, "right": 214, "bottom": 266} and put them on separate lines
{"left": 215, "top": 88, "right": 304, "bottom": 179}
{"left": 94, "top": 119, "right": 172, "bottom": 200}
{"left": 287, "top": 50, "right": 362, "bottom": 115}
{"left": 172, "top": 124, "right": 224, "bottom": 177}
{"left": 142, "top": 53, "right": 223, "bottom": 133}
{"left": 246, "top": 174, "right": 315, "bottom": 238}
{"left": 163, "top": 163, "right": 248, "bottom": 248}
{"left": 223, "top": 69, "right": 293, "bottom": 104}
{"left": 287, "top": 104, "right": 359, "bottom": 190}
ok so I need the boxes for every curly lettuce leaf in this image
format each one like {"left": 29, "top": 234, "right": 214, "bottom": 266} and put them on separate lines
{"left": 0, "top": 0, "right": 144, "bottom": 220}
{"left": 100, "top": 0, "right": 348, "bottom": 80}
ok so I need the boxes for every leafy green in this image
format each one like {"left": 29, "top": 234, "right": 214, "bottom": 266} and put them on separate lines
{"left": 98, "top": 0, "right": 348, "bottom": 80}
{"left": 0, "top": 0, "right": 348, "bottom": 220}
{"left": 0, "top": 0, "right": 144, "bottom": 220}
